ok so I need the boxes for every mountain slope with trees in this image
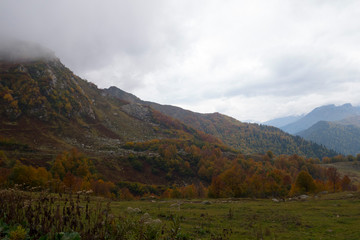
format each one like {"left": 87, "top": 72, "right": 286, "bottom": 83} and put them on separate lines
{"left": 105, "top": 86, "right": 337, "bottom": 158}
{"left": 0, "top": 43, "right": 339, "bottom": 190}
{"left": 0, "top": 43, "right": 356, "bottom": 204}
{"left": 298, "top": 120, "right": 360, "bottom": 156}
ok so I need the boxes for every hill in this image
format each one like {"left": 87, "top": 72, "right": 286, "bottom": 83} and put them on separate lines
{"left": 105, "top": 87, "right": 337, "bottom": 158}
{"left": 281, "top": 103, "right": 360, "bottom": 134}
{"left": 297, "top": 121, "right": 360, "bottom": 156}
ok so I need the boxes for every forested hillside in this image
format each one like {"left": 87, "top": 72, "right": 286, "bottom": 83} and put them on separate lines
{"left": 0, "top": 45, "right": 355, "bottom": 204}
{"left": 298, "top": 121, "right": 360, "bottom": 156}
{"left": 105, "top": 87, "right": 338, "bottom": 158}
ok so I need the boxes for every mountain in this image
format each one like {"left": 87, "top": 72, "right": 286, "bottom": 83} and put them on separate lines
{"left": 1, "top": 48, "right": 234, "bottom": 185}
{"left": 263, "top": 115, "right": 303, "bottom": 128}
{"left": 298, "top": 121, "right": 360, "bottom": 156}
{"left": 105, "top": 87, "right": 337, "bottom": 158}
{"left": 0, "top": 44, "right": 338, "bottom": 187}
{"left": 280, "top": 104, "right": 360, "bottom": 134}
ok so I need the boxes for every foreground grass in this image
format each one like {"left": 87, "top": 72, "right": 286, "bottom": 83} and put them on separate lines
{"left": 1, "top": 189, "right": 360, "bottom": 239}
{"left": 113, "top": 192, "right": 360, "bottom": 240}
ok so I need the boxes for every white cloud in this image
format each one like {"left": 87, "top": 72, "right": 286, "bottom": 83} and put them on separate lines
{"left": 1, "top": 0, "right": 360, "bottom": 122}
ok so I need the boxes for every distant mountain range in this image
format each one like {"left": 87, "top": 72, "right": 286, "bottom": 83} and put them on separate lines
{"left": 264, "top": 104, "right": 360, "bottom": 155}
{"left": 263, "top": 115, "right": 304, "bottom": 129}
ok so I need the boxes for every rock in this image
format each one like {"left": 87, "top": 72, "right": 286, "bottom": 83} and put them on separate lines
{"left": 201, "top": 200, "right": 212, "bottom": 205}
{"left": 121, "top": 103, "right": 153, "bottom": 122}
{"left": 319, "top": 191, "right": 328, "bottom": 195}
{"left": 272, "top": 198, "right": 279, "bottom": 202}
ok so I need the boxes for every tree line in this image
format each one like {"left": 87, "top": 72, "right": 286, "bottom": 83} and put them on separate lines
{"left": 0, "top": 145, "right": 357, "bottom": 199}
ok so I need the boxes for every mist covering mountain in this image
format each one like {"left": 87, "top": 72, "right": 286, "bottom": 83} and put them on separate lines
{"left": 0, "top": 39, "right": 56, "bottom": 62}
{"left": 263, "top": 115, "right": 303, "bottom": 128}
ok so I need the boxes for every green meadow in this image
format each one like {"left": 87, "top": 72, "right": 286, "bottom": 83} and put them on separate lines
{"left": 1, "top": 189, "right": 360, "bottom": 239}
{"left": 112, "top": 192, "right": 360, "bottom": 240}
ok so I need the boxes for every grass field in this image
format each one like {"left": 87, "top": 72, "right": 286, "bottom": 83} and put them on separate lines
{"left": 111, "top": 192, "right": 360, "bottom": 240}
{"left": 1, "top": 190, "right": 360, "bottom": 239}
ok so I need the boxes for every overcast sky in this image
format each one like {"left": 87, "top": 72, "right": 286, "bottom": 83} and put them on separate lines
{"left": 1, "top": 0, "right": 360, "bottom": 122}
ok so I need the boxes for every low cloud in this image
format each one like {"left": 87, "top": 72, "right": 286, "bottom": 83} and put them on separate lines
{"left": 0, "top": 39, "right": 56, "bottom": 61}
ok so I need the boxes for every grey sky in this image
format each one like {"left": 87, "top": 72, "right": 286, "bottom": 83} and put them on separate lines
{"left": 1, "top": 0, "right": 360, "bottom": 122}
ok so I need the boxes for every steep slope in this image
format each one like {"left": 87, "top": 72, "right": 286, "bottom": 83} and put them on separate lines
{"left": 0, "top": 59, "right": 164, "bottom": 149}
{"left": 104, "top": 87, "right": 338, "bottom": 158}
{"left": 297, "top": 121, "right": 360, "bottom": 156}
{"left": 281, "top": 103, "right": 360, "bottom": 134}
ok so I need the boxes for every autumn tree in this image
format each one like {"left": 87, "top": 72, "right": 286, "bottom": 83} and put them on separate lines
{"left": 90, "top": 179, "right": 115, "bottom": 198}
{"left": 208, "top": 163, "right": 245, "bottom": 198}
{"left": 119, "top": 187, "right": 134, "bottom": 200}
{"left": 181, "top": 184, "right": 196, "bottom": 199}
{"left": 51, "top": 149, "right": 93, "bottom": 180}
{"left": 340, "top": 175, "right": 352, "bottom": 191}
{"left": 9, "top": 161, "right": 36, "bottom": 187}
{"left": 326, "top": 167, "right": 340, "bottom": 192}
{"left": 291, "top": 170, "right": 316, "bottom": 195}
{"left": 9, "top": 161, "right": 51, "bottom": 188}
{"left": 63, "top": 172, "right": 83, "bottom": 191}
